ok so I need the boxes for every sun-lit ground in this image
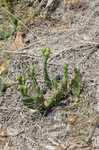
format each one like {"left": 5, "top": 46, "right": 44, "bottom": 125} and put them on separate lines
{"left": 0, "top": 0, "right": 99, "bottom": 149}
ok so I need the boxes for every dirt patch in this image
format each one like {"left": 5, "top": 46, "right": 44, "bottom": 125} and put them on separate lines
{"left": 0, "top": 0, "right": 99, "bottom": 149}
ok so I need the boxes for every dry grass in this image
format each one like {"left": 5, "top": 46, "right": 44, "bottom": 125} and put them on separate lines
{"left": 63, "top": 0, "right": 88, "bottom": 10}
{"left": 0, "top": 0, "right": 99, "bottom": 149}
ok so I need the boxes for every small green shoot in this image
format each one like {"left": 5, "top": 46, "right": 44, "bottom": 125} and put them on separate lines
{"left": 30, "top": 65, "right": 41, "bottom": 96}
{"left": 45, "top": 64, "right": 69, "bottom": 109}
{"left": 17, "top": 74, "right": 28, "bottom": 96}
{"left": 70, "top": 68, "right": 82, "bottom": 97}
{"left": 51, "top": 80, "right": 58, "bottom": 90}
{"left": 10, "top": 16, "right": 18, "bottom": 27}
{"left": 17, "top": 69, "right": 45, "bottom": 111}
{"left": 61, "top": 64, "right": 68, "bottom": 91}
{"left": 42, "top": 48, "right": 52, "bottom": 89}
{"left": 22, "top": 96, "right": 45, "bottom": 110}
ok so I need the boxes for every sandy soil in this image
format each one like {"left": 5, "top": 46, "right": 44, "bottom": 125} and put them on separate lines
{"left": 0, "top": 0, "right": 99, "bottom": 149}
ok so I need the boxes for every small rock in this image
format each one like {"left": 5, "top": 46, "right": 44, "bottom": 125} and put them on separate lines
{"left": 7, "top": 126, "right": 19, "bottom": 136}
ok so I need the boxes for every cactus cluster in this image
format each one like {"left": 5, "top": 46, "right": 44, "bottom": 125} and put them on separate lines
{"left": 17, "top": 48, "right": 82, "bottom": 114}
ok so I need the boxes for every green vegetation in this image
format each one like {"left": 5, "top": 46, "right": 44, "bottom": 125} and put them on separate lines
{"left": 0, "top": 0, "right": 18, "bottom": 40}
{"left": 17, "top": 48, "right": 82, "bottom": 114}
{"left": 0, "top": 26, "right": 16, "bottom": 40}
{"left": 70, "top": 68, "right": 82, "bottom": 97}
{"left": 42, "top": 48, "right": 52, "bottom": 89}
{"left": 17, "top": 74, "right": 28, "bottom": 97}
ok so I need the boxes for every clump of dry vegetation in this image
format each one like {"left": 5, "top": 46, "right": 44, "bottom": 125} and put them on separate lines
{"left": 63, "top": 0, "right": 88, "bottom": 10}
{"left": 0, "top": 0, "right": 88, "bottom": 36}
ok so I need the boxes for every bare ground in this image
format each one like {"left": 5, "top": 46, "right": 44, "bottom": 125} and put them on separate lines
{"left": 0, "top": 0, "right": 99, "bottom": 149}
